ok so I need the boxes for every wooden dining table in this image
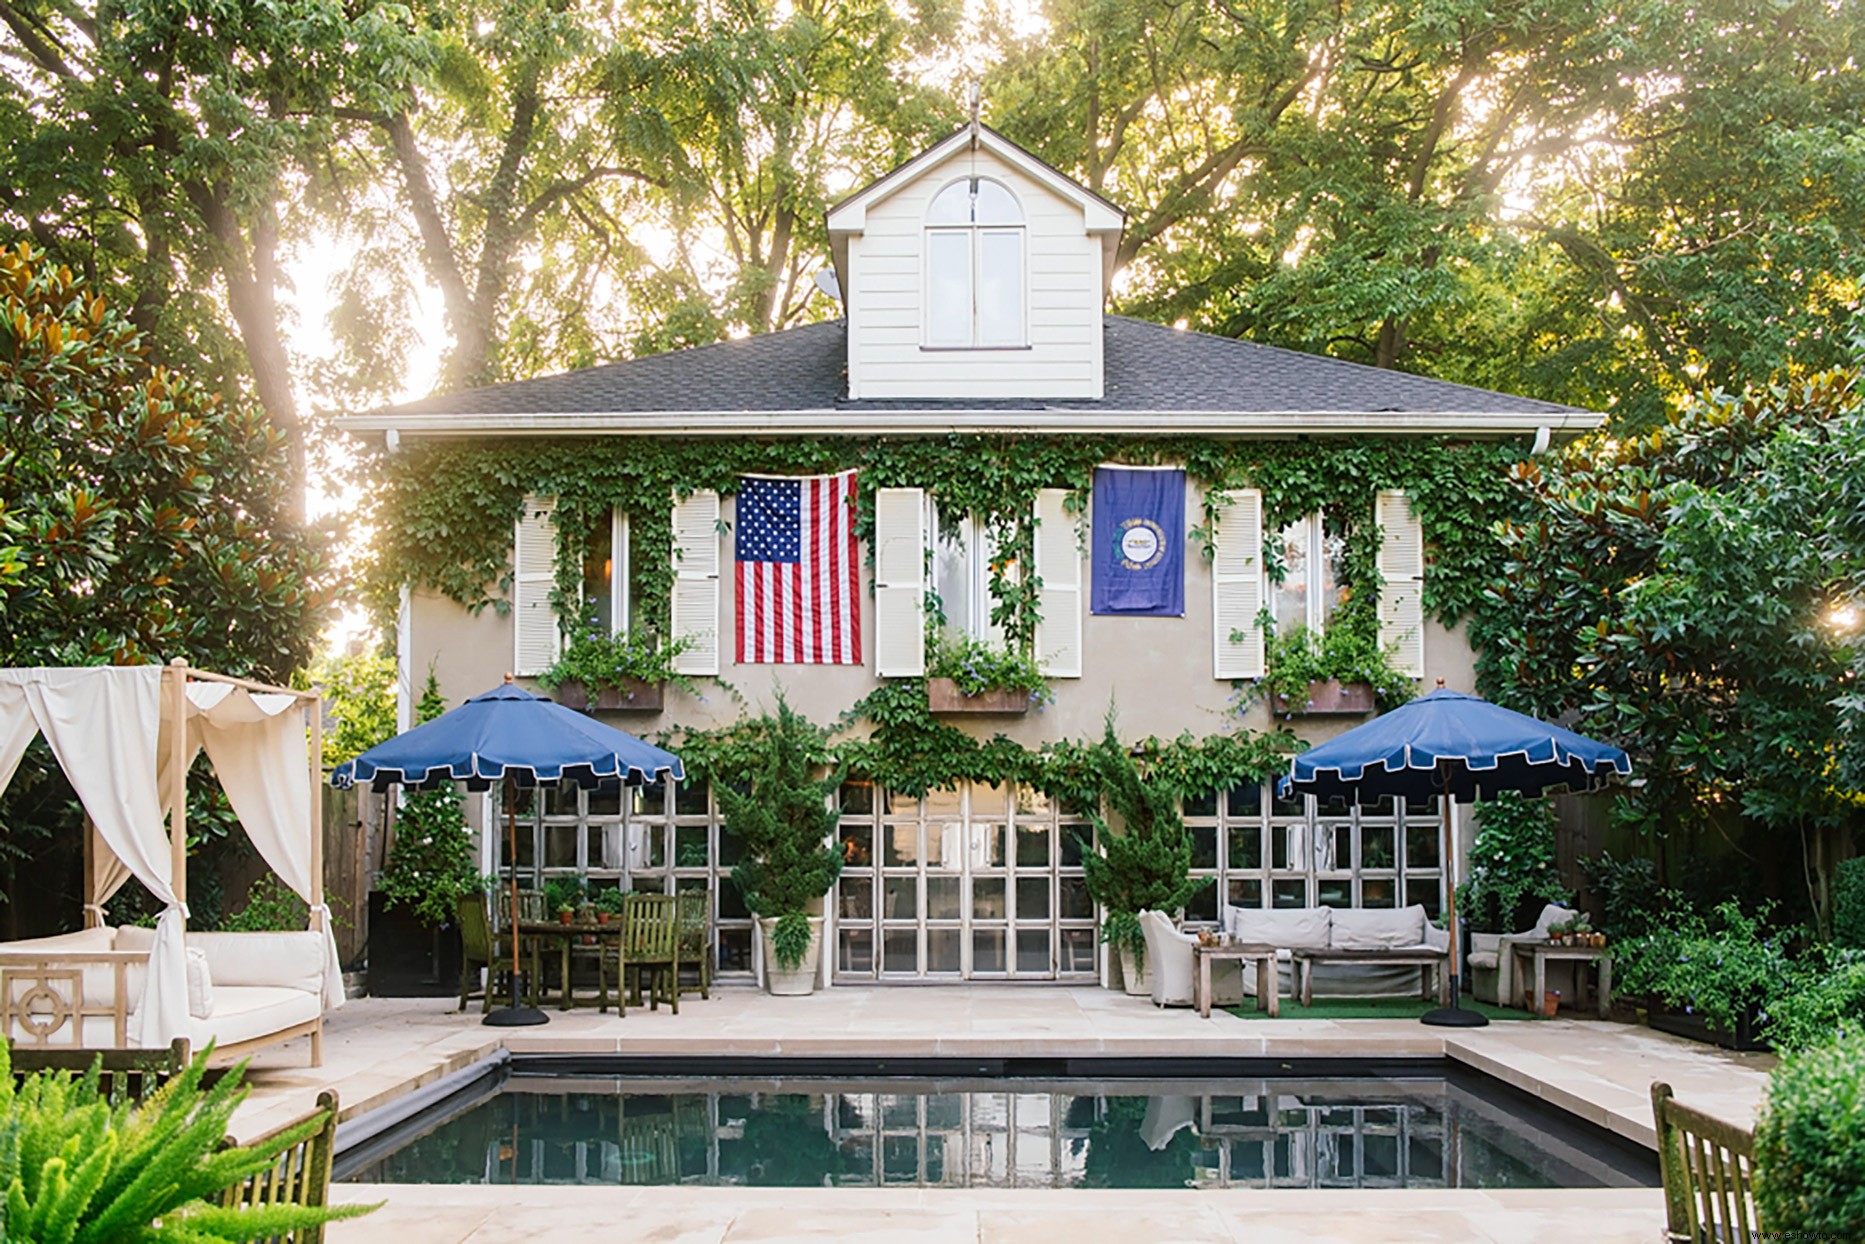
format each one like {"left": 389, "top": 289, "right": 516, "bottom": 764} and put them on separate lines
{"left": 517, "top": 919, "right": 622, "bottom": 1010}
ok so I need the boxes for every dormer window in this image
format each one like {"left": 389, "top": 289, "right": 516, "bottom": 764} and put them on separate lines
{"left": 924, "top": 177, "right": 1026, "bottom": 348}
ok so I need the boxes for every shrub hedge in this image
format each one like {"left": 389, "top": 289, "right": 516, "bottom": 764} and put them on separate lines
{"left": 1752, "top": 1031, "right": 1865, "bottom": 1237}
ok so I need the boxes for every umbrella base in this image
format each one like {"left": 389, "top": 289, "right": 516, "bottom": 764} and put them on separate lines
{"left": 1420, "top": 1005, "right": 1490, "bottom": 1028}
{"left": 484, "top": 1005, "right": 550, "bottom": 1027}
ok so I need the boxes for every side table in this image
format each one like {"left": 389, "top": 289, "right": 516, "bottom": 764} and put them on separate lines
{"left": 1511, "top": 939, "right": 1613, "bottom": 1018}
{"left": 1193, "top": 942, "right": 1282, "bottom": 1019}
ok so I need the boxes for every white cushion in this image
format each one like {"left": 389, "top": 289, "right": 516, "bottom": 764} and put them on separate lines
{"left": 181, "top": 985, "right": 320, "bottom": 1049}
{"left": 0, "top": 927, "right": 119, "bottom": 953}
{"left": 113, "top": 928, "right": 215, "bottom": 1019}
{"left": 1330, "top": 905, "right": 1427, "bottom": 951}
{"left": 1227, "top": 905, "right": 1331, "bottom": 951}
{"left": 184, "top": 931, "right": 324, "bottom": 994}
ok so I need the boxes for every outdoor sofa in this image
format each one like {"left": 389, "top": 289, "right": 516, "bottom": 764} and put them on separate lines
{"left": 1469, "top": 903, "right": 1578, "bottom": 1009}
{"left": 1223, "top": 904, "right": 1451, "bottom": 999}
{"left": 0, "top": 924, "right": 328, "bottom": 1064}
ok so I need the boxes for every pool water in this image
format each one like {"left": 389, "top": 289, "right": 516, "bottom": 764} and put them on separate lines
{"left": 339, "top": 1066, "right": 1657, "bottom": 1190}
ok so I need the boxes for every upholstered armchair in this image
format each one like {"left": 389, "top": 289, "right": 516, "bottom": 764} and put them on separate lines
{"left": 1137, "top": 911, "right": 1244, "bottom": 1008}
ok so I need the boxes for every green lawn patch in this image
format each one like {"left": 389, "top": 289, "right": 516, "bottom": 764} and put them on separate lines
{"left": 1225, "top": 996, "right": 1530, "bottom": 1021}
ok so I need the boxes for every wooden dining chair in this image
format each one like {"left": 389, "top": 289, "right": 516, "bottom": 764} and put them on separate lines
{"left": 675, "top": 889, "right": 711, "bottom": 1001}
{"left": 620, "top": 893, "right": 680, "bottom": 1013}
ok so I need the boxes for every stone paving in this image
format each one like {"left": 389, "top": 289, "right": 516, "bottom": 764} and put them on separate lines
{"left": 223, "top": 986, "right": 1776, "bottom": 1243}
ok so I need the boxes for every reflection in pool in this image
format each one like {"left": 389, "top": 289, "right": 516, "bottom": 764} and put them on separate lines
{"left": 339, "top": 1070, "right": 1657, "bottom": 1190}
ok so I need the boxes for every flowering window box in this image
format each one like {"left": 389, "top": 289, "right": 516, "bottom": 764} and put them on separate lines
{"left": 1269, "top": 679, "right": 1376, "bottom": 716}
{"left": 927, "top": 678, "right": 1029, "bottom": 715}
{"left": 550, "top": 677, "right": 664, "bottom": 713}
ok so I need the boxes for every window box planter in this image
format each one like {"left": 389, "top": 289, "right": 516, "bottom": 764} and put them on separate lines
{"left": 550, "top": 677, "right": 664, "bottom": 713}
{"left": 1644, "top": 1000, "right": 1772, "bottom": 1052}
{"left": 927, "top": 678, "right": 1029, "bottom": 715}
{"left": 1269, "top": 679, "right": 1376, "bottom": 716}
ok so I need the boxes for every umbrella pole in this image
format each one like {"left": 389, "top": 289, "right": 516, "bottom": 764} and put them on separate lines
{"left": 1422, "top": 791, "right": 1487, "bottom": 1028}
{"left": 486, "top": 776, "right": 548, "bottom": 1027}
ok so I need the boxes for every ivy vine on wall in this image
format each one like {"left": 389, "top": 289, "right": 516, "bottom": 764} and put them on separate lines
{"left": 367, "top": 434, "right": 1526, "bottom": 647}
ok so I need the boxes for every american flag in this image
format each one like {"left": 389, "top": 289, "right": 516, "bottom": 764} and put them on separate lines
{"left": 735, "top": 471, "right": 861, "bottom": 664}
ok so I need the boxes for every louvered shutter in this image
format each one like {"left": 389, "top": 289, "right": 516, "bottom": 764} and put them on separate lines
{"left": 671, "top": 489, "right": 720, "bottom": 675}
{"left": 874, "top": 487, "right": 927, "bottom": 677}
{"left": 1212, "top": 489, "right": 1265, "bottom": 679}
{"left": 512, "top": 495, "right": 560, "bottom": 676}
{"left": 1377, "top": 489, "right": 1425, "bottom": 678}
{"left": 1033, "top": 489, "right": 1082, "bottom": 677}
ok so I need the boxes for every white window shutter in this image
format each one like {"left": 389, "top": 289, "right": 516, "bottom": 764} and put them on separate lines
{"left": 874, "top": 487, "right": 927, "bottom": 677}
{"left": 1033, "top": 489, "right": 1082, "bottom": 677}
{"left": 512, "top": 495, "right": 561, "bottom": 676}
{"left": 1377, "top": 489, "right": 1426, "bottom": 678}
{"left": 1212, "top": 489, "right": 1265, "bottom": 679}
{"left": 671, "top": 489, "right": 720, "bottom": 675}
{"left": 613, "top": 510, "right": 631, "bottom": 637}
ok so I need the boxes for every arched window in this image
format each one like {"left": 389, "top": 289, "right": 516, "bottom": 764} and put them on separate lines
{"left": 924, "top": 177, "right": 1026, "bottom": 348}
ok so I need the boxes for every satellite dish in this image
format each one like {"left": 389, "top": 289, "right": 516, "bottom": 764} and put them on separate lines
{"left": 814, "top": 269, "right": 842, "bottom": 302}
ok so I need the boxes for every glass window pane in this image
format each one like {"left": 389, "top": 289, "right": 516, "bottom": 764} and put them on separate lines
{"left": 932, "top": 524, "right": 972, "bottom": 642}
{"left": 839, "top": 823, "right": 871, "bottom": 869}
{"left": 1361, "top": 827, "right": 1395, "bottom": 870}
{"left": 595, "top": 823, "right": 624, "bottom": 870}
{"left": 1058, "top": 827, "right": 1087, "bottom": 867}
{"left": 839, "top": 882, "right": 874, "bottom": 921}
{"left": 970, "top": 824, "right": 1005, "bottom": 869}
{"left": 674, "top": 780, "right": 709, "bottom": 817}
{"left": 884, "top": 876, "right": 918, "bottom": 921}
{"left": 839, "top": 928, "right": 874, "bottom": 974}
{"left": 884, "top": 825, "right": 920, "bottom": 868}
{"left": 1273, "top": 824, "right": 1298, "bottom": 871}
{"left": 674, "top": 825, "right": 708, "bottom": 869}
{"left": 1060, "top": 928, "right": 1097, "bottom": 973}
{"left": 840, "top": 781, "right": 875, "bottom": 817}
{"left": 1058, "top": 876, "right": 1093, "bottom": 920}
{"left": 1410, "top": 884, "right": 1442, "bottom": 920}
{"left": 927, "top": 928, "right": 962, "bottom": 974}
{"left": 972, "top": 878, "right": 1006, "bottom": 920}
{"left": 1016, "top": 825, "right": 1049, "bottom": 868}
{"left": 1273, "top": 879, "right": 1308, "bottom": 908}
{"left": 583, "top": 515, "right": 613, "bottom": 635}
{"left": 1014, "top": 876, "right": 1049, "bottom": 922}
{"left": 1361, "top": 879, "right": 1397, "bottom": 908}
{"left": 719, "top": 823, "right": 746, "bottom": 867}
{"left": 1227, "top": 877, "right": 1263, "bottom": 909}
{"left": 1191, "top": 824, "right": 1217, "bottom": 869}
{"left": 926, "top": 180, "right": 973, "bottom": 225}
{"left": 1406, "top": 827, "right": 1441, "bottom": 871}
{"left": 976, "top": 231, "right": 1023, "bottom": 346}
{"left": 544, "top": 824, "right": 577, "bottom": 868}
{"left": 883, "top": 929, "right": 918, "bottom": 974}
{"left": 1274, "top": 516, "right": 1314, "bottom": 636}
{"left": 1227, "top": 786, "right": 1261, "bottom": 818}
{"left": 718, "top": 878, "right": 749, "bottom": 919}
{"left": 1185, "top": 878, "right": 1218, "bottom": 923}
{"left": 588, "top": 783, "right": 622, "bottom": 818}
{"left": 972, "top": 928, "right": 1007, "bottom": 973}
{"left": 926, "top": 876, "right": 962, "bottom": 920}
{"left": 718, "top": 927, "right": 753, "bottom": 973}
{"left": 1184, "top": 790, "right": 1218, "bottom": 818}
{"left": 1229, "top": 824, "right": 1263, "bottom": 871}
{"left": 1317, "top": 878, "right": 1351, "bottom": 908}
{"left": 1016, "top": 929, "right": 1050, "bottom": 974}
{"left": 926, "top": 232, "right": 971, "bottom": 346}
{"left": 972, "top": 179, "right": 1022, "bottom": 224}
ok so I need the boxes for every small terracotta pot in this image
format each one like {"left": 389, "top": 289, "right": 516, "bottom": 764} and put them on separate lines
{"left": 596, "top": 911, "right": 612, "bottom": 925}
{"left": 558, "top": 909, "right": 575, "bottom": 925}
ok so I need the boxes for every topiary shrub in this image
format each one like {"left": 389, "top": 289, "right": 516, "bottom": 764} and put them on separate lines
{"left": 1833, "top": 857, "right": 1865, "bottom": 949}
{"left": 377, "top": 671, "right": 479, "bottom": 930}
{"left": 1079, "top": 715, "right": 1208, "bottom": 958}
{"left": 1753, "top": 1031, "right": 1865, "bottom": 1237}
{"left": 1456, "top": 793, "right": 1569, "bottom": 933}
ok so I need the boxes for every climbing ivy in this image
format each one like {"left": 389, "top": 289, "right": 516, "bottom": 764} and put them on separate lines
{"left": 369, "top": 434, "right": 1525, "bottom": 646}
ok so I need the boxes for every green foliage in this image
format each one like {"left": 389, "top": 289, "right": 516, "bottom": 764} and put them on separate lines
{"left": 1753, "top": 1031, "right": 1865, "bottom": 1238}
{"left": 1765, "top": 956, "right": 1865, "bottom": 1053}
{"left": 537, "top": 625, "right": 702, "bottom": 702}
{"left": 1582, "top": 855, "right": 1672, "bottom": 941}
{"left": 375, "top": 674, "right": 478, "bottom": 930}
{"left": 372, "top": 434, "right": 1519, "bottom": 667}
{"left": 0, "top": 1043, "right": 375, "bottom": 1241}
{"left": 1614, "top": 901, "right": 1795, "bottom": 1037}
{"left": 541, "top": 875, "right": 586, "bottom": 915}
{"left": 718, "top": 698, "right": 843, "bottom": 936}
{"left": 1833, "top": 858, "right": 1865, "bottom": 950}
{"left": 1455, "top": 795, "right": 1569, "bottom": 934}
{"left": 312, "top": 651, "right": 398, "bottom": 767}
{"left": 0, "top": 244, "right": 331, "bottom": 679}
{"left": 927, "top": 635, "right": 1052, "bottom": 703}
{"left": 1478, "top": 374, "right": 1865, "bottom": 934}
{"left": 1253, "top": 620, "right": 1416, "bottom": 715}
{"left": 219, "top": 875, "right": 308, "bottom": 934}
{"left": 1078, "top": 717, "right": 1209, "bottom": 956}
{"left": 735, "top": 1094, "right": 850, "bottom": 1187}
{"left": 592, "top": 884, "right": 626, "bottom": 916}
{"left": 769, "top": 911, "right": 814, "bottom": 973}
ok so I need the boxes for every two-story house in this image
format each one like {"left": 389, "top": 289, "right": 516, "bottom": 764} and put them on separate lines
{"left": 346, "top": 123, "right": 1600, "bottom": 987}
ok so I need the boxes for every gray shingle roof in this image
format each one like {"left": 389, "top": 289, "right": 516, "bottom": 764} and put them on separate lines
{"left": 377, "top": 315, "right": 1578, "bottom": 418}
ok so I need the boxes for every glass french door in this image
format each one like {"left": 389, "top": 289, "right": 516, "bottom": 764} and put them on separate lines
{"left": 835, "top": 782, "right": 1097, "bottom": 981}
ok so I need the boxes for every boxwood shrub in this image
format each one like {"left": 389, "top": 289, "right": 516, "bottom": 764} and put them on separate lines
{"left": 1752, "top": 1031, "right": 1865, "bottom": 1237}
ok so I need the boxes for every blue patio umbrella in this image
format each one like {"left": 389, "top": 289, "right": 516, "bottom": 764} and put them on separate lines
{"left": 333, "top": 678, "right": 684, "bottom": 1026}
{"left": 1281, "top": 684, "right": 1629, "bottom": 1027}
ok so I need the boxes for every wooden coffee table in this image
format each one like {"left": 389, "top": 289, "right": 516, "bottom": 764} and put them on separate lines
{"left": 1291, "top": 948, "right": 1449, "bottom": 1007}
{"left": 1511, "top": 939, "right": 1613, "bottom": 1018}
{"left": 1193, "top": 942, "right": 1281, "bottom": 1019}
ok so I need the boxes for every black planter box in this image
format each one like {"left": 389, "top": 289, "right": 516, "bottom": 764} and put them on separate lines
{"left": 366, "top": 890, "right": 463, "bottom": 998}
{"left": 1645, "top": 1001, "right": 1772, "bottom": 1052}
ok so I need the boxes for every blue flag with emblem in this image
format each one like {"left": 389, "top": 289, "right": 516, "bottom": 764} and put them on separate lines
{"left": 1091, "top": 466, "right": 1185, "bottom": 616}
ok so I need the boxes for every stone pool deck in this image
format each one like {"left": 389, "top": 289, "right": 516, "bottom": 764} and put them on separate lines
{"left": 225, "top": 987, "right": 1774, "bottom": 1243}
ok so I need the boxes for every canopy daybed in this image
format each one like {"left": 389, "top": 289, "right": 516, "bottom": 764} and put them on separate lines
{"left": 0, "top": 661, "right": 343, "bottom": 1065}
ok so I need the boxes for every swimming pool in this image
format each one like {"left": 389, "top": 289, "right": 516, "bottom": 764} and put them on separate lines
{"left": 337, "top": 1058, "right": 1657, "bottom": 1190}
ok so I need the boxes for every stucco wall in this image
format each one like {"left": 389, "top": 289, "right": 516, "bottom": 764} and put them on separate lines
{"left": 404, "top": 482, "right": 1483, "bottom": 754}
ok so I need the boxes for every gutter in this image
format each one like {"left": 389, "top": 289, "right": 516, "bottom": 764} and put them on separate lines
{"left": 345, "top": 408, "right": 1602, "bottom": 441}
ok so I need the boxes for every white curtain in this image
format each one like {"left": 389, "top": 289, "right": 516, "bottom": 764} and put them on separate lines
{"left": 190, "top": 683, "right": 345, "bottom": 1008}
{"left": 0, "top": 667, "right": 189, "bottom": 1047}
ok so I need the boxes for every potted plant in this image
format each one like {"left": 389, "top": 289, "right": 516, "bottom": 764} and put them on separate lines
{"left": 718, "top": 696, "right": 843, "bottom": 995}
{"left": 543, "top": 875, "right": 585, "bottom": 925}
{"left": 925, "top": 635, "right": 1052, "bottom": 715}
{"left": 1253, "top": 604, "right": 1415, "bottom": 717}
{"left": 1078, "top": 716, "right": 1209, "bottom": 996}
{"left": 593, "top": 885, "right": 625, "bottom": 925}
{"left": 537, "top": 625, "right": 699, "bottom": 713}
{"left": 370, "top": 671, "right": 475, "bottom": 997}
